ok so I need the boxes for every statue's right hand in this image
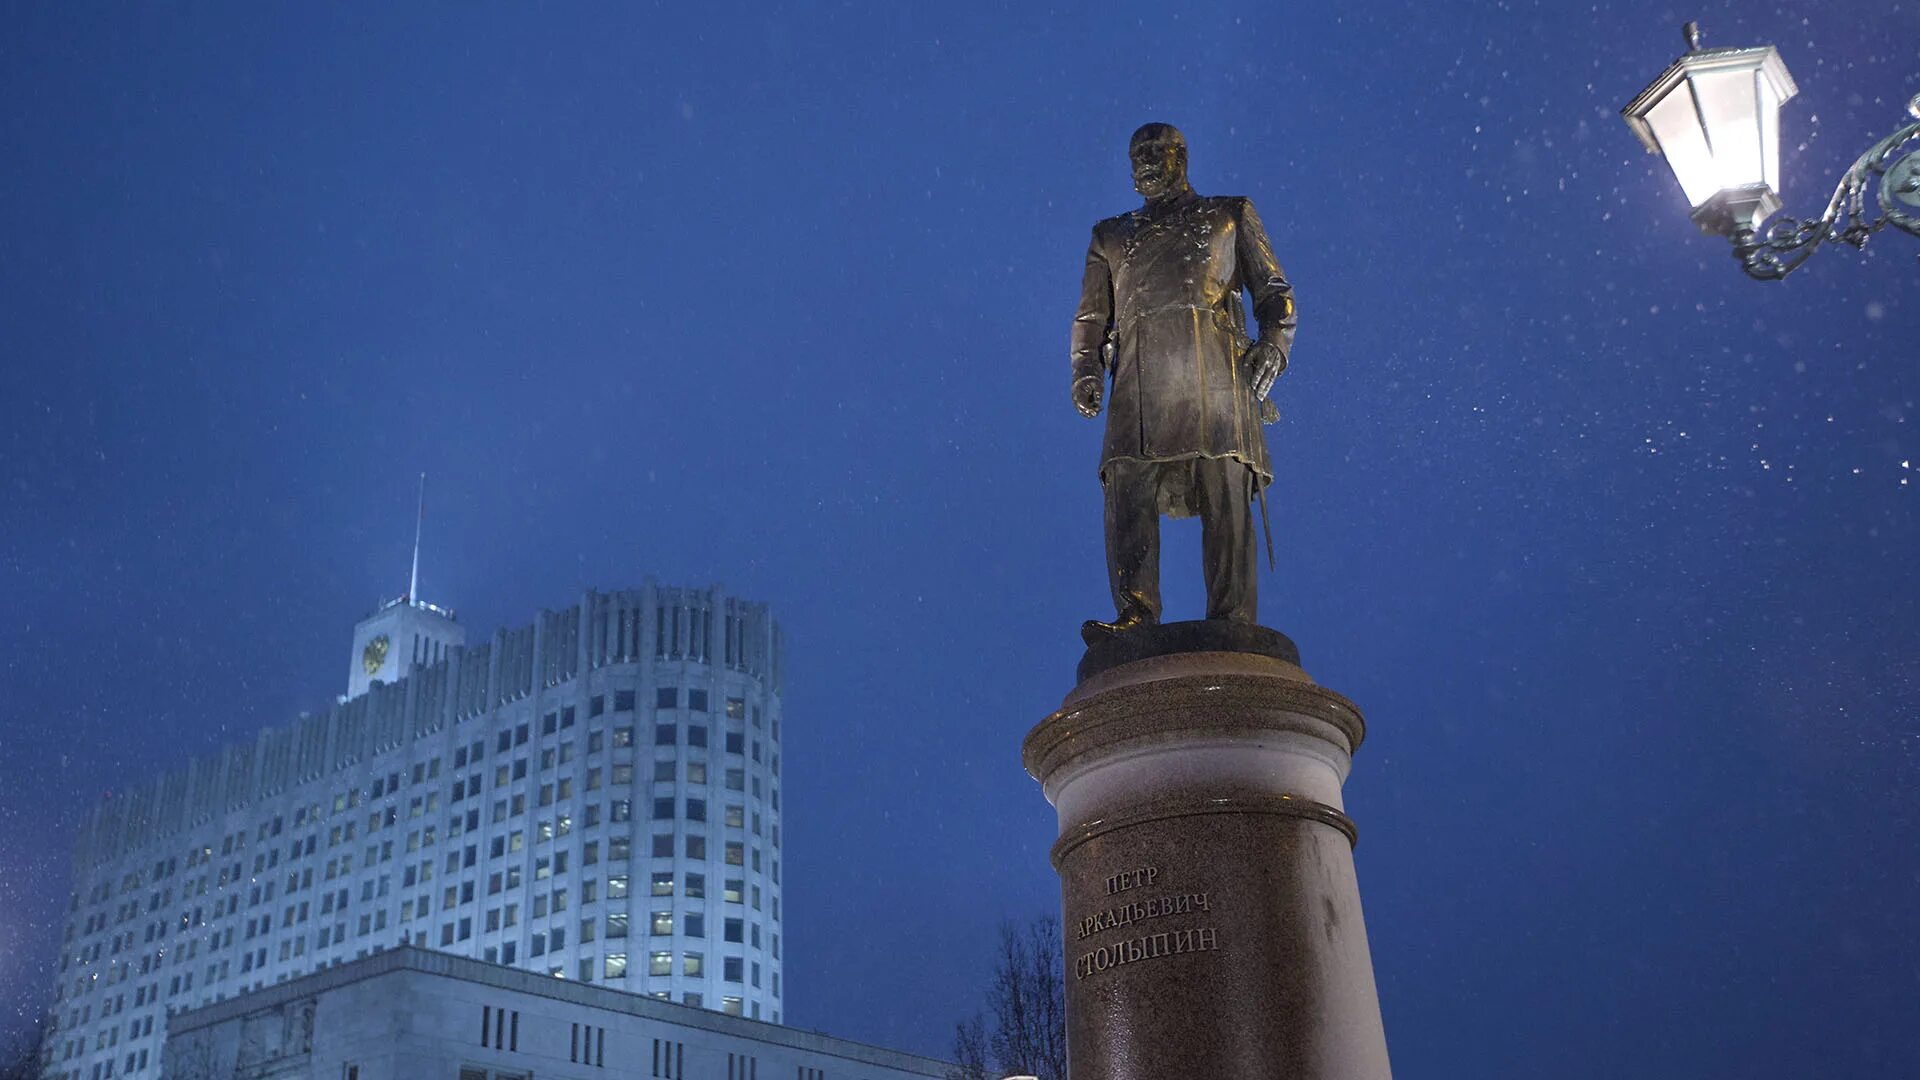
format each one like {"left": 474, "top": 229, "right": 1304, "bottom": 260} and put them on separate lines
{"left": 1072, "top": 375, "right": 1103, "bottom": 418}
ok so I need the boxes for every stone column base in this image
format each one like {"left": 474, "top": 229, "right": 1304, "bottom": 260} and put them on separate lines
{"left": 1023, "top": 635, "right": 1391, "bottom": 1079}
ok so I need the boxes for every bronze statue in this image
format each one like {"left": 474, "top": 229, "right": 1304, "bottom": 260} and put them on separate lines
{"left": 1071, "top": 123, "right": 1295, "bottom": 645}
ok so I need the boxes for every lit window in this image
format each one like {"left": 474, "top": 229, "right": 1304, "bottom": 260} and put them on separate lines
{"left": 721, "top": 996, "right": 743, "bottom": 1016}
{"left": 650, "top": 951, "right": 673, "bottom": 976}
{"left": 651, "top": 873, "right": 674, "bottom": 897}
{"left": 604, "top": 952, "right": 627, "bottom": 979}
{"left": 606, "top": 913, "right": 629, "bottom": 939}
{"left": 651, "top": 911, "right": 673, "bottom": 936}
{"left": 684, "top": 952, "right": 704, "bottom": 977}
{"left": 608, "top": 875, "right": 629, "bottom": 900}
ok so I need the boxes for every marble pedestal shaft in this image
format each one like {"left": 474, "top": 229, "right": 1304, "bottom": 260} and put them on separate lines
{"left": 1022, "top": 647, "right": 1391, "bottom": 1080}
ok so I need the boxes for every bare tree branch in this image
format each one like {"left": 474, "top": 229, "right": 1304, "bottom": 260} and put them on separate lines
{"left": 954, "top": 914, "right": 1067, "bottom": 1080}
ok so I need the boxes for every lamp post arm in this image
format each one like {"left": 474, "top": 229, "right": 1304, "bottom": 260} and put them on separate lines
{"left": 1731, "top": 94, "right": 1920, "bottom": 280}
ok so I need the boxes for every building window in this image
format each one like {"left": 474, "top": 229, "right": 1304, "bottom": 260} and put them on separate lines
{"left": 688, "top": 690, "right": 708, "bottom": 712}
{"left": 656, "top": 687, "right": 678, "bottom": 710}
{"left": 726, "top": 697, "right": 746, "bottom": 720}
{"left": 684, "top": 912, "right": 705, "bottom": 938}
{"left": 724, "top": 956, "right": 743, "bottom": 982}
{"left": 685, "top": 835, "right": 707, "bottom": 859}
{"left": 651, "top": 911, "right": 673, "bottom": 936}
{"left": 655, "top": 724, "right": 677, "bottom": 746}
{"left": 605, "top": 952, "right": 627, "bottom": 979}
{"left": 615, "top": 690, "right": 636, "bottom": 712}
{"left": 688, "top": 726, "right": 709, "bottom": 748}
{"left": 652, "top": 798, "right": 675, "bottom": 820}
{"left": 725, "top": 918, "right": 743, "bottom": 943}
{"left": 609, "top": 874, "right": 630, "bottom": 899}
{"left": 651, "top": 872, "right": 674, "bottom": 896}
{"left": 607, "top": 913, "right": 629, "bottom": 939}
{"left": 721, "top": 995, "right": 743, "bottom": 1016}
{"left": 649, "top": 950, "right": 673, "bottom": 976}
{"left": 653, "top": 761, "right": 676, "bottom": 782}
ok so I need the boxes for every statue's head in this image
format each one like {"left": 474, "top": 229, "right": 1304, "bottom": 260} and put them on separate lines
{"left": 1129, "top": 122, "right": 1189, "bottom": 201}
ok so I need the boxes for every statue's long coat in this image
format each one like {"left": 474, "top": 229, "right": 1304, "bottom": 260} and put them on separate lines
{"left": 1071, "top": 191, "right": 1295, "bottom": 512}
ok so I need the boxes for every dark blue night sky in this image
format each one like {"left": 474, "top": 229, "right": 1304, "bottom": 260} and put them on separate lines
{"left": 4, "top": 2, "right": 1918, "bottom": 1075}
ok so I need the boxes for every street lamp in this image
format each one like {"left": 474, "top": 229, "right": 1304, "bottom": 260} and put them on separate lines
{"left": 1623, "top": 22, "right": 1920, "bottom": 280}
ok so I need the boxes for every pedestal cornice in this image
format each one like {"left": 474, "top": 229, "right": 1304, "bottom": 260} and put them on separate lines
{"left": 1022, "top": 670, "right": 1367, "bottom": 786}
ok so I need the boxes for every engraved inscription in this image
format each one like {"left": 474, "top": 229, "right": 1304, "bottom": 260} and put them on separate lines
{"left": 1105, "top": 867, "right": 1159, "bottom": 895}
{"left": 1074, "top": 891, "right": 1211, "bottom": 941}
{"left": 1072, "top": 864, "right": 1220, "bottom": 981}
{"left": 1073, "top": 927, "right": 1219, "bottom": 980}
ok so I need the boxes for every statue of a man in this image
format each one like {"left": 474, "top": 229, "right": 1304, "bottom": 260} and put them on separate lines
{"left": 1071, "top": 123, "right": 1296, "bottom": 643}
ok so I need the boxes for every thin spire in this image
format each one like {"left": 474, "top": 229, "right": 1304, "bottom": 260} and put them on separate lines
{"left": 409, "top": 472, "right": 426, "bottom": 603}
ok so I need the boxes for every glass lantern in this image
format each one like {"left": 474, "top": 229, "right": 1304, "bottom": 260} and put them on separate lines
{"left": 1623, "top": 28, "right": 1799, "bottom": 235}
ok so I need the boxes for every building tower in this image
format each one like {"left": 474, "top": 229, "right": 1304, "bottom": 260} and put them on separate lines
{"left": 38, "top": 583, "right": 785, "bottom": 1080}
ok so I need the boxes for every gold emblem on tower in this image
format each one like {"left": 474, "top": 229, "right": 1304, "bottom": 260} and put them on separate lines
{"left": 362, "top": 634, "right": 390, "bottom": 676}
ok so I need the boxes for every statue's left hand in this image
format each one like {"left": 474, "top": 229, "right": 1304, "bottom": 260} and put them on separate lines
{"left": 1247, "top": 339, "right": 1288, "bottom": 399}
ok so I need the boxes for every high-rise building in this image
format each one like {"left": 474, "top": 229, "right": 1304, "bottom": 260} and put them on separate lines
{"left": 39, "top": 584, "right": 786, "bottom": 1080}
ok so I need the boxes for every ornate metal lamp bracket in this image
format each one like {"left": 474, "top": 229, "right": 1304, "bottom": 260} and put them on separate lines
{"left": 1730, "top": 93, "right": 1920, "bottom": 280}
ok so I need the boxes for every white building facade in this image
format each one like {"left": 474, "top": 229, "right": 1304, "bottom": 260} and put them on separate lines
{"left": 41, "top": 584, "right": 789, "bottom": 1080}
{"left": 160, "top": 946, "right": 948, "bottom": 1080}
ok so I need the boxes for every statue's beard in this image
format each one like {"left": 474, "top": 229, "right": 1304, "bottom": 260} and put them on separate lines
{"left": 1135, "top": 171, "right": 1185, "bottom": 201}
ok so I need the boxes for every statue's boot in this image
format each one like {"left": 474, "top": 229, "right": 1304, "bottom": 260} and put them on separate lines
{"left": 1080, "top": 610, "right": 1155, "bottom": 647}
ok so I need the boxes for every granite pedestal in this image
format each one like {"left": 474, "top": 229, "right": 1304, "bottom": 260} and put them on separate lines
{"left": 1023, "top": 623, "right": 1391, "bottom": 1080}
